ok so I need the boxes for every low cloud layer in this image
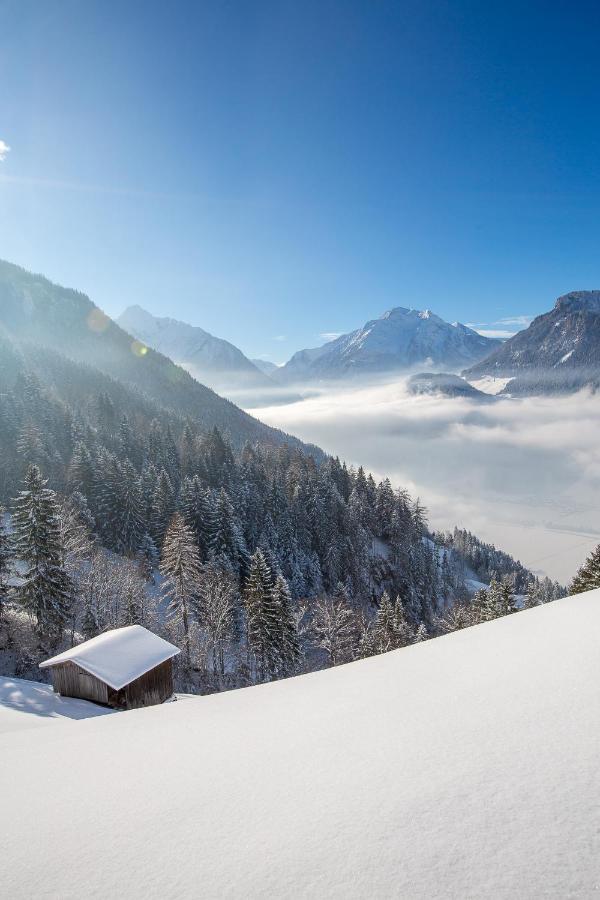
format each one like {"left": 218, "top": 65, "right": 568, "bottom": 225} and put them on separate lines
{"left": 253, "top": 381, "right": 600, "bottom": 583}
{"left": 0, "top": 140, "right": 10, "bottom": 161}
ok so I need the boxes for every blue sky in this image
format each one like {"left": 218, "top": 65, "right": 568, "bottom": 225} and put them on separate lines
{"left": 2, "top": 0, "right": 600, "bottom": 361}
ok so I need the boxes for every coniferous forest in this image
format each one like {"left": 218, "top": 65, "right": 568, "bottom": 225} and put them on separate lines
{"left": 0, "top": 316, "right": 565, "bottom": 693}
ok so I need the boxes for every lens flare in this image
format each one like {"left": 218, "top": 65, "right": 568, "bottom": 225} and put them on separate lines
{"left": 86, "top": 308, "right": 110, "bottom": 333}
{"left": 131, "top": 340, "right": 148, "bottom": 357}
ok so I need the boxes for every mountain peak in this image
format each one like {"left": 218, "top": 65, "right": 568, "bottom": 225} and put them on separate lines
{"left": 554, "top": 290, "right": 600, "bottom": 314}
{"left": 117, "top": 305, "right": 301, "bottom": 408}
{"left": 276, "top": 306, "right": 500, "bottom": 384}
{"left": 464, "top": 290, "right": 600, "bottom": 394}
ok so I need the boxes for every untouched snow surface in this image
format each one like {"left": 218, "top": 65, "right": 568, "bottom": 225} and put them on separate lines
{"left": 3, "top": 591, "right": 600, "bottom": 898}
{"left": 0, "top": 677, "right": 114, "bottom": 734}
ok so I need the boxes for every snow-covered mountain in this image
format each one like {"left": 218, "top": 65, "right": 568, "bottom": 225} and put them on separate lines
{"left": 275, "top": 307, "right": 501, "bottom": 384}
{"left": 464, "top": 291, "right": 600, "bottom": 394}
{"left": 118, "top": 305, "right": 299, "bottom": 408}
{"left": 0, "top": 260, "right": 315, "bottom": 453}
{"left": 3, "top": 589, "right": 599, "bottom": 897}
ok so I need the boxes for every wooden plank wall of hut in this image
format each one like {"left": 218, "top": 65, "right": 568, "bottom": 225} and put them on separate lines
{"left": 108, "top": 658, "right": 174, "bottom": 710}
{"left": 51, "top": 661, "right": 109, "bottom": 705}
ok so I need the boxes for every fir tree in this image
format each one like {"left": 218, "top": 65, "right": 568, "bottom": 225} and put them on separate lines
{"left": 81, "top": 593, "right": 100, "bottom": 640}
{"left": 179, "top": 476, "right": 214, "bottom": 560}
{"left": 271, "top": 573, "right": 301, "bottom": 675}
{"left": 371, "top": 591, "right": 396, "bottom": 653}
{"left": 152, "top": 469, "right": 176, "bottom": 550}
{"left": 243, "top": 549, "right": 280, "bottom": 679}
{"left": 0, "top": 507, "right": 12, "bottom": 619}
{"left": 115, "top": 461, "right": 145, "bottom": 556}
{"left": 11, "top": 465, "right": 72, "bottom": 639}
{"left": 210, "top": 488, "right": 247, "bottom": 574}
{"left": 137, "top": 532, "right": 159, "bottom": 582}
{"left": 570, "top": 544, "right": 600, "bottom": 595}
{"left": 160, "top": 513, "right": 201, "bottom": 665}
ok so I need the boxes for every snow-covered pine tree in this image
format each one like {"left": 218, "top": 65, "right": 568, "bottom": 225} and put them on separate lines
{"left": 210, "top": 488, "right": 247, "bottom": 575}
{"left": 179, "top": 475, "right": 214, "bottom": 560}
{"left": 137, "top": 531, "right": 159, "bottom": 582}
{"left": 570, "top": 544, "right": 600, "bottom": 595}
{"left": 115, "top": 460, "right": 145, "bottom": 556}
{"left": 11, "top": 465, "right": 72, "bottom": 639}
{"left": 371, "top": 590, "right": 395, "bottom": 653}
{"left": 243, "top": 549, "right": 280, "bottom": 680}
{"left": 160, "top": 512, "right": 201, "bottom": 665}
{"left": 413, "top": 622, "right": 429, "bottom": 642}
{"left": 437, "top": 599, "right": 477, "bottom": 633}
{"left": 81, "top": 592, "right": 100, "bottom": 640}
{"left": 271, "top": 573, "right": 301, "bottom": 676}
{"left": 152, "top": 469, "right": 177, "bottom": 550}
{"left": 179, "top": 422, "right": 197, "bottom": 479}
{"left": 120, "top": 563, "right": 146, "bottom": 626}
{"left": 0, "top": 506, "right": 12, "bottom": 619}
{"left": 486, "top": 576, "right": 517, "bottom": 618}
{"left": 523, "top": 580, "right": 543, "bottom": 609}
{"left": 392, "top": 594, "right": 413, "bottom": 647}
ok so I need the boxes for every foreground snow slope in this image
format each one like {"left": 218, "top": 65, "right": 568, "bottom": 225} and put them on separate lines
{"left": 3, "top": 591, "right": 600, "bottom": 898}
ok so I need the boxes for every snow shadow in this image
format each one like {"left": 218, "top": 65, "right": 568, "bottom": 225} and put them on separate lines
{"left": 0, "top": 676, "right": 115, "bottom": 722}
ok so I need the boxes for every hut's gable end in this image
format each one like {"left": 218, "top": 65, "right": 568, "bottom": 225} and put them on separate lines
{"left": 51, "top": 661, "right": 109, "bottom": 706}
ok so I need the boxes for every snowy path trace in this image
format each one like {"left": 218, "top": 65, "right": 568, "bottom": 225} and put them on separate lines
{"left": 2, "top": 590, "right": 600, "bottom": 898}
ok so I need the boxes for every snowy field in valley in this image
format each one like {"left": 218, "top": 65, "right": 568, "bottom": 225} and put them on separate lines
{"left": 252, "top": 383, "right": 600, "bottom": 582}
{"left": 2, "top": 589, "right": 600, "bottom": 898}
{"left": 0, "top": 676, "right": 115, "bottom": 735}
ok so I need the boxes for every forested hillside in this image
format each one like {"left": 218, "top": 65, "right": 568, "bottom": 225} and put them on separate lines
{"left": 0, "top": 259, "right": 320, "bottom": 454}
{"left": 0, "top": 326, "right": 562, "bottom": 694}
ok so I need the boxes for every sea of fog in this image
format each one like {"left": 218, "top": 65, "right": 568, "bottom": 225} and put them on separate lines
{"left": 252, "top": 380, "right": 600, "bottom": 584}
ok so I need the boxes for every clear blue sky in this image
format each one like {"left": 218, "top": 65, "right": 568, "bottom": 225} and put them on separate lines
{"left": 2, "top": 0, "right": 600, "bottom": 360}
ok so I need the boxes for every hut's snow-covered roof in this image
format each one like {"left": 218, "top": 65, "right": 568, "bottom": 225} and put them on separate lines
{"left": 39, "top": 626, "right": 180, "bottom": 690}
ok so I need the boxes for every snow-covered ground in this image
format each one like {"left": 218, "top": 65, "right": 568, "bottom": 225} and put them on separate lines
{"left": 467, "top": 375, "right": 513, "bottom": 394}
{"left": 0, "top": 676, "right": 115, "bottom": 735}
{"left": 2, "top": 590, "right": 600, "bottom": 897}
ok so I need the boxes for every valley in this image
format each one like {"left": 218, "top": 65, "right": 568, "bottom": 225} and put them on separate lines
{"left": 252, "top": 379, "right": 600, "bottom": 582}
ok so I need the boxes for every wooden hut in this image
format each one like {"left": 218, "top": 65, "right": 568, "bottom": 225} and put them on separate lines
{"left": 39, "top": 625, "right": 180, "bottom": 710}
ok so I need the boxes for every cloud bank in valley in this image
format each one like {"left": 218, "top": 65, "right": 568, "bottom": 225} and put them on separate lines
{"left": 253, "top": 381, "right": 600, "bottom": 583}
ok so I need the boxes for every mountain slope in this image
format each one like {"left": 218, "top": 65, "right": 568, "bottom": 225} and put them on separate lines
{"left": 3, "top": 590, "right": 599, "bottom": 898}
{"left": 464, "top": 291, "right": 600, "bottom": 394}
{"left": 251, "top": 358, "right": 279, "bottom": 376}
{"left": 0, "top": 260, "right": 320, "bottom": 454}
{"left": 118, "top": 305, "right": 297, "bottom": 408}
{"left": 276, "top": 307, "right": 501, "bottom": 384}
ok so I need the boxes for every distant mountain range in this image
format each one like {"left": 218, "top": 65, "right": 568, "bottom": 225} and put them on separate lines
{"left": 4, "top": 256, "right": 599, "bottom": 407}
{"left": 464, "top": 291, "right": 600, "bottom": 395}
{"left": 273, "top": 307, "right": 501, "bottom": 384}
{"left": 118, "top": 306, "right": 299, "bottom": 408}
{"left": 0, "top": 260, "right": 320, "bottom": 455}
